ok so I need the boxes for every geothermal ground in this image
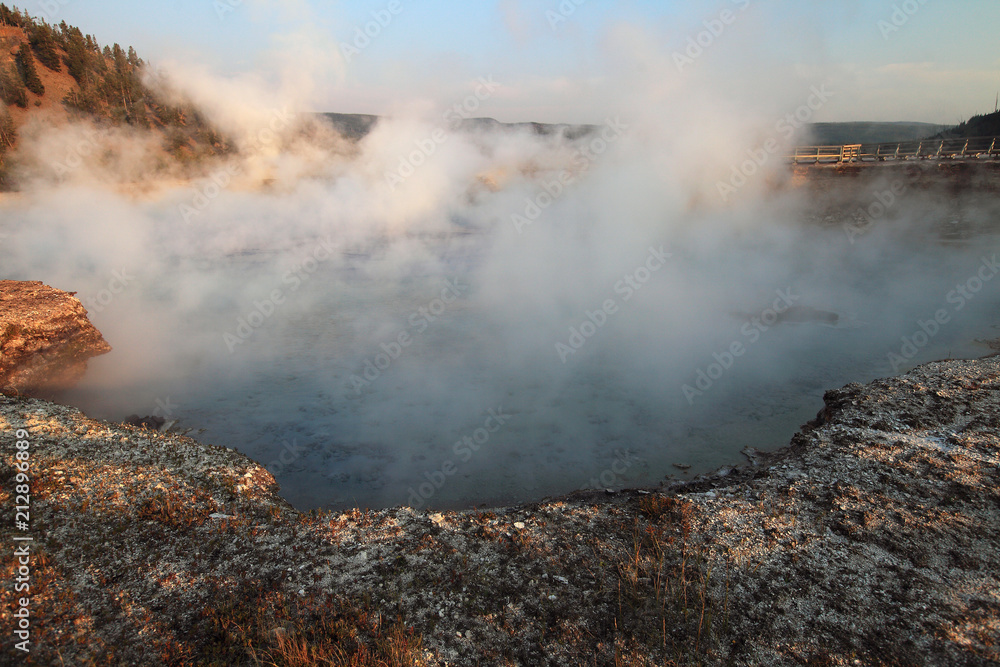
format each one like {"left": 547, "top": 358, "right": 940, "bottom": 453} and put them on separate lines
{"left": 2, "top": 153, "right": 1000, "bottom": 666}
{"left": 1, "top": 352, "right": 999, "bottom": 664}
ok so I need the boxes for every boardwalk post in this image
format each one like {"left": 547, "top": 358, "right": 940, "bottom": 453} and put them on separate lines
{"left": 786, "top": 136, "right": 999, "bottom": 165}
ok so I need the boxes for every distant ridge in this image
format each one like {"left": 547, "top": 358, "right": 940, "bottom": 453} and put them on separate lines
{"left": 319, "top": 112, "right": 597, "bottom": 141}
{"left": 804, "top": 121, "right": 949, "bottom": 145}
{"left": 930, "top": 110, "right": 1000, "bottom": 139}
{"left": 320, "top": 113, "right": 957, "bottom": 147}
{"left": 322, "top": 113, "right": 379, "bottom": 140}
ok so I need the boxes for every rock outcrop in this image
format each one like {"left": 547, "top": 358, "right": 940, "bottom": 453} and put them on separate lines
{"left": 0, "top": 355, "right": 997, "bottom": 665}
{"left": 0, "top": 280, "right": 111, "bottom": 396}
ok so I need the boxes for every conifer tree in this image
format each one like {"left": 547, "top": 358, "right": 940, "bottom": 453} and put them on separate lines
{"left": 0, "top": 4, "right": 24, "bottom": 28}
{"left": 15, "top": 43, "right": 44, "bottom": 96}
{"left": 0, "top": 6, "right": 227, "bottom": 164}
{"left": 62, "top": 26, "right": 91, "bottom": 84}
{"left": 112, "top": 43, "right": 127, "bottom": 75}
{"left": 0, "top": 105, "right": 14, "bottom": 189}
{"left": 28, "top": 21, "right": 61, "bottom": 72}
{"left": 0, "top": 4, "right": 14, "bottom": 26}
{"left": 0, "top": 104, "right": 15, "bottom": 148}
{"left": 0, "top": 64, "right": 28, "bottom": 107}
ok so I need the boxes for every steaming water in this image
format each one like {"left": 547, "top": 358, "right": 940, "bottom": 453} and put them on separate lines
{"left": 62, "top": 215, "right": 1000, "bottom": 511}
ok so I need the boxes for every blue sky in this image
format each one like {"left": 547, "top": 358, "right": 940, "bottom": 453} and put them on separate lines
{"left": 34, "top": 0, "right": 1000, "bottom": 125}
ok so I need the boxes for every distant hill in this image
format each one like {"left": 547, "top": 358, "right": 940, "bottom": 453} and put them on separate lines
{"left": 804, "top": 122, "right": 949, "bottom": 146}
{"left": 321, "top": 114, "right": 961, "bottom": 148}
{"left": 322, "top": 113, "right": 379, "bottom": 141}
{"left": 930, "top": 110, "right": 1000, "bottom": 139}
{"left": 807, "top": 113, "right": 1000, "bottom": 146}
{"left": 319, "top": 112, "right": 597, "bottom": 142}
{"left": 454, "top": 117, "right": 597, "bottom": 140}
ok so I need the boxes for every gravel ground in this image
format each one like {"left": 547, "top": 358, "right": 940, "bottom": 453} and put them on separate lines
{"left": 1, "top": 354, "right": 998, "bottom": 665}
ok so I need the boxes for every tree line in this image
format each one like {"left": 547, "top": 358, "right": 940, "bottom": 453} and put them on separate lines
{"left": 0, "top": 4, "right": 227, "bottom": 186}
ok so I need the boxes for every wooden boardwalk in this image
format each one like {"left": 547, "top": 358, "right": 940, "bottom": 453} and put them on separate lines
{"left": 788, "top": 136, "right": 1000, "bottom": 164}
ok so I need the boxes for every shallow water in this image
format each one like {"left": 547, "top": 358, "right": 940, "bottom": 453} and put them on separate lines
{"left": 63, "top": 216, "right": 1000, "bottom": 511}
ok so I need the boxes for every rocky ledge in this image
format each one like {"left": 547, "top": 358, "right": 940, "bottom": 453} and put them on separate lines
{"left": 1, "top": 356, "right": 998, "bottom": 664}
{"left": 0, "top": 281, "right": 111, "bottom": 396}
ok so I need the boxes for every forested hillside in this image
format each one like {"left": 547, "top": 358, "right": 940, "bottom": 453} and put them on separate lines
{"left": 933, "top": 110, "right": 1000, "bottom": 139}
{"left": 0, "top": 4, "right": 226, "bottom": 188}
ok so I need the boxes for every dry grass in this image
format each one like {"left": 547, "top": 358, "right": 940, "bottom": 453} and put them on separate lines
{"left": 196, "top": 581, "right": 423, "bottom": 667}
{"left": 610, "top": 496, "right": 723, "bottom": 664}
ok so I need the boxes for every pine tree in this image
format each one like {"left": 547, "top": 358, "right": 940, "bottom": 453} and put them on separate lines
{"left": 63, "top": 87, "right": 101, "bottom": 115}
{"left": 0, "top": 104, "right": 14, "bottom": 190}
{"left": 112, "top": 43, "right": 127, "bottom": 75}
{"left": 0, "top": 8, "right": 227, "bottom": 161}
{"left": 0, "top": 104, "right": 15, "bottom": 149}
{"left": 130, "top": 95, "right": 149, "bottom": 128}
{"left": 15, "top": 44, "right": 44, "bottom": 96}
{"left": 62, "top": 27, "right": 87, "bottom": 82}
{"left": 0, "top": 4, "right": 23, "bottom": 28}
{"left": 28, "top": 21, "right": 61, "bottom": 72}
{"left": 0, "top": 64, "right": 28, "bottom": 108}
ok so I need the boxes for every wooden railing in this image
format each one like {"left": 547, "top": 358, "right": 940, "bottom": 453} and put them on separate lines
{"left": 788, "top": 136, "right": 1000, "bottom": 164}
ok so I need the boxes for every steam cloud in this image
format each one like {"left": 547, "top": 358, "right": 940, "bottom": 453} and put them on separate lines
{"left": 2, "top": 13, "right": 999, "bottom": 510}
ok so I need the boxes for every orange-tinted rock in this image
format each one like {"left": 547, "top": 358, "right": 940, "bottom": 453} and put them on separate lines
{"left": 0, "top": 280, "right": 111, "bottom": 396}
